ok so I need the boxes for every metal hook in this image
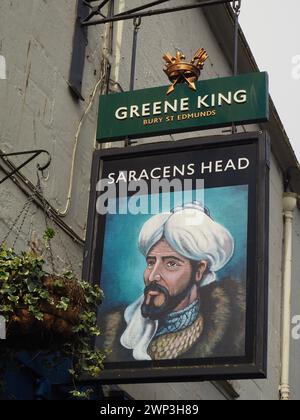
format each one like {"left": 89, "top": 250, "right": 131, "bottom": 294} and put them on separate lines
{"left": 133, "top": 16, "right": 142, "bottom": 29}
{"left": 41, "top": 168, "right": 50, "bottom": 181}
{"left": 0, "top": 150, "right": 52, "bottom": 185}
{"left": 37, "top": 150, "right": 52, "bottom": 173}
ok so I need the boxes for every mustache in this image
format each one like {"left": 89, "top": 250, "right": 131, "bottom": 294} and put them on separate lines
{"left": 143, "top": 282, "right": 169, "bottom": 297}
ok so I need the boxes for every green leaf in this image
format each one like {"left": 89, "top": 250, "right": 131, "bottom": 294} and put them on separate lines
{"left": 7, "top": 295, "right": 19, "bottom": 304}
{"left": 38, "top": 290, "right": 51, "bottom": 300}
{"left": 53, "top": 279, "right": 64, "bottom": 288}
{"left": 26, "top": 280, "right": 38, "bottom": 293}
{"left": 56, "top": 297, "right": 70, "bottom": 311}
{"left": 0, "top": 271, "right": 9, "bottom": 281}
{"left": 43, "top": 228, "right": 56, "bottom": 241}
{"left": 72, "top": 324, "right": 85, "bottom": 333}
{"left": 28, "top": 306, "right": 44, "bottom": 321}
{"left": 62, "top": 271, "right": 74, "bottom": 280}
{"left": 0, "top": 305, "right": 13, "bottom": 314}
{"left": 69, "top": 389, "right": 93, "bottom": 399}
{"left": 89, "top": 326, "right": 101, "bottom": 336}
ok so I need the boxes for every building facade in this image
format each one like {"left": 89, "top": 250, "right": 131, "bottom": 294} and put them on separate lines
{"left": 0, "top": 0, "right": 300, "bottom": 400}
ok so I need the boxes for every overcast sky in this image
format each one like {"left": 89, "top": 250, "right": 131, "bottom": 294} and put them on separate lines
{"left": 240, "top": 0, "right": 300, "bottom": 162}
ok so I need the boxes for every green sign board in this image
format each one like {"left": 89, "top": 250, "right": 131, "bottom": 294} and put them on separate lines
{"left": 97, "top": 72, "right": 269, "bottom": 142}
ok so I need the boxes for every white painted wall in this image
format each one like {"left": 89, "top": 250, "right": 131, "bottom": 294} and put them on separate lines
{"left": 0, "top": 0, "right": 299, "bottom": 400}
{"left": 0, "top": 55, "right": 6, "bottom": 80}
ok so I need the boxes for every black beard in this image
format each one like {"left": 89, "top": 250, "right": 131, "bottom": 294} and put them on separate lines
{"left": 141, "top": 280, "right": 195, "bottom": 321}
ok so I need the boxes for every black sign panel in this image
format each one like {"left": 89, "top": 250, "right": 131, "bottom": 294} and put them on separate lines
{"left": 83, "top": 132, "right": 269, "bottom": 383}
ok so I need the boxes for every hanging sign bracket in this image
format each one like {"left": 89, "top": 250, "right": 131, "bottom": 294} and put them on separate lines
{"left": 81, "top": 0, "right": 235, "bottom": 26}
{"left": 0, "top": 150, "right": 52, "bottom": 185}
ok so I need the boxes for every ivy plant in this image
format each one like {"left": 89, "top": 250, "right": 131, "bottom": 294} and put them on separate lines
{"left": 0, "top": 241, "right": 106, "bottom": 399}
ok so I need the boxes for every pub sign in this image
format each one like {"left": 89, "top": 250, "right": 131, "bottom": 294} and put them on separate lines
{"left": 83, "top": 132, "right": 269, "bottom": 383}
{"left": 97, "top": 72, "right": 269, "bottom": 142}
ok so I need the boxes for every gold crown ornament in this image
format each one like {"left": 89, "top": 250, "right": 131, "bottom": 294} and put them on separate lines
{"left": 163, "top": 48, "right": 208, "bottom": 95}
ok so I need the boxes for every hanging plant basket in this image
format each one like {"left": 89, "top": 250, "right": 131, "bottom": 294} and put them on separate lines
{"left": 5, "top": 275, "right": 86, "bottom": 350}
{"left": 0, "top": 168, "right": 106, "bottom": 398}
{"left": 0, "top": 243, "right": 106, "bottom": 396}
{"left": 0, "top": 245, "right": 101, "bottom": 350}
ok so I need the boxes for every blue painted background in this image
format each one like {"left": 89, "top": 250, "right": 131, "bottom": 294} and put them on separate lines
{"left": 99, "top": 185, "right": 248, "bottom": 312}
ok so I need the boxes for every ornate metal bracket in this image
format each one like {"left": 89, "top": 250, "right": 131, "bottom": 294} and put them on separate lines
{"left": 81, "top": 0, "right": 167, "bottom": 24}
{"left": 82, "top": 0, "right": 110, "bottom": 22}
{"left": 0, "top": 150, "right": 52, "bottom": 185}
{"left": 69, "top": 0, "right": 236, "bottom": 99}
{"left": 81, "top": 0, "right": 234, "bottom": 26}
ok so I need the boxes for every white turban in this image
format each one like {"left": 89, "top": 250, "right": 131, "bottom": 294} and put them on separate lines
{"left": 138, "top": 202, "right": 234, "bottom": 286}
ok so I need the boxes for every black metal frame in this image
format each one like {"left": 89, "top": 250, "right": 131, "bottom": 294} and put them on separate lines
{"left": 68, "top": 0, "right": 90, "bottom": 100}
{"left": 0, "top": 150, "right": 52, "bottom": 185}
{"left": 83, "top": 131, "right": 269, "bottom": 384}
{"left": 82, "top": 0, "right": 171, "bottom": 23}
{"left": 81, "top": 0, "right": 234, "bottom": 26}
{"left": 69, "top": 0, "right": 236, "bottom": 99}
